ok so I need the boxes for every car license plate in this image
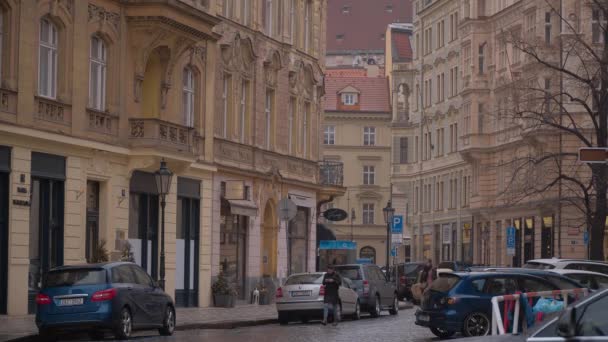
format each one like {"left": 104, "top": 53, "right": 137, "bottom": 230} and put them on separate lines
{"left": 290, "top": 290, "right": 311, "bottom": 297}
{"left": 418, "top": 313, "right": 430, "bottom": 322}
{"left": 58, "top": 298, "right": 84, "bottom": 306}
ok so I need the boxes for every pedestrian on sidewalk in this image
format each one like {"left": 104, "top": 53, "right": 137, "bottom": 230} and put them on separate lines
{"left": 322, "top": 264, "right": 342, "bottom": 326}
{"left": 420, "top": 259, "right": 437, "bottom": 286}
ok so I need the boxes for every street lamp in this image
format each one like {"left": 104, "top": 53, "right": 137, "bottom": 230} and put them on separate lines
{"left": 155, "top": 159, "right": 173, "bottom": 290}
{"left": 383, "top": 200, "right": 395, "bottom": 275}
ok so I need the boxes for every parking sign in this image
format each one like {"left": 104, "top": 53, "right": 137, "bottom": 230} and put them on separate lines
{"left": 506, "top": 226, "right": 516, "bottom": 255}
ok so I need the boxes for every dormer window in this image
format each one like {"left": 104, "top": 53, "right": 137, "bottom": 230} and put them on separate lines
{"left": 342, "top": 92, "right": 357, "bottom": 105}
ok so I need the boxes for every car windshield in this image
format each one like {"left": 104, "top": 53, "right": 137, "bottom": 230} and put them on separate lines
{"left": 285, "top": 274, "right": 324, "bottom": 285}
{"left": 335, "top": 267, "right": 363, "bottom": 280}
{"left": 429, "top": 274, "right": 461, "bottom": 292}
{"left": 404, "top": 264, "right": 422, "bottom": 276}
{"left": 523, "top": 262, "right": 555, "bottom": 270}
{"left": 44, "top": 268, "right": 106, "bottom": 287}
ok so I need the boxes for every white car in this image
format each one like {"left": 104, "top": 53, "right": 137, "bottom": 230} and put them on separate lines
{"left": 523, "top": 258, "right": 608, "bottom": 275}
{"left": 275, "top": 272, "right": 360, "bottom": 325}
{"left": 547, "top": 269, "right": 608, "bottom": 291}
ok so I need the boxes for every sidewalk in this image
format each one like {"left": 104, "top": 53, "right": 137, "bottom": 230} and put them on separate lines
{"left": 0, "top": 304, "right": 278, "bottom": 342}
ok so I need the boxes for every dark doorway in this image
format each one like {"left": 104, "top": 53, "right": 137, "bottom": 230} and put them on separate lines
{"left": 288, "top": 207, "right": 309, "bottom": 275}
{"left": 541, "top": 216, "right": 553, "bottom": 258}
{"left": 175, "top": 179, "right": 200, "bottom": 307}
{"left": 524, "top": 218, "right": 535, "bottom": 262}
{"left": 86, "top": 181, "right": 100, "bottom": 263}
{"left": 129, "top": 171, "right": 159, "bottom": 280}
{"left": 0, "top": 146, "right": 9, "bottom": 314}
{"left": 513, "top": 218, "right": 522, "bottom": 267}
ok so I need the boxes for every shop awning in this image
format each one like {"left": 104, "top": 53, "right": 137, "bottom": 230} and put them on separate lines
{"left": 227, "top": 199, "right": 258, "bottom": 217}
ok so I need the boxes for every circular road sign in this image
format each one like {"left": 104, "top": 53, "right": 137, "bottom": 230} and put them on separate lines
{"left": 323, "top": 208, "right": 348, "bottom": 222}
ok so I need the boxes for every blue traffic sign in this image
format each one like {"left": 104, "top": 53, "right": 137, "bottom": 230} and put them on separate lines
{"left": 319, "top": 240, "right": 357, "bottom": 250}
{"left": 392, "top": 215, "right": 404, "bottom": 234}
{"left": 391, "top": 247, "right": 398, "bottom": 257}
{"left": 506, "top": 226, "right": 516, "bottom": 255}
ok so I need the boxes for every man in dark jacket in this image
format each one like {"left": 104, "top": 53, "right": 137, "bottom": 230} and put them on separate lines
{"left": 322, "top": 264, "right": 342, "bottom": 326}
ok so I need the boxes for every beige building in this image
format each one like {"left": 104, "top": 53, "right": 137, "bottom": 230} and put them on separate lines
{"left": 394, "top": 0, "right": 608, "bottom": 266}
{"left": 0, "top": 0, "right": 339, "bottom": 316}
{"left": 322, "top": 73, "right": 393, "bottom": 267}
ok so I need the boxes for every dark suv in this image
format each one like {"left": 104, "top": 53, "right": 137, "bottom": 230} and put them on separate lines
{"left": 334, "top": 264, "right": 398, "bottom": 317}
{"left": 392, "top": 262, "right": 425, "bottom": 301}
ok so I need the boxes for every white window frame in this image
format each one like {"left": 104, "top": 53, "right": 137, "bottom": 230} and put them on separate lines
{"left": 363, "top": 165, "right": 375, "bottom": 185}
{"left": 89, "top": 36, "right": 107, "bottom": 111}
{"left": 240, "top": 80, "right": 248, "bottom": 142}
{"left": 39, "top": 18, "right": 58, "bottom": 99}
{"left": 265, "top": 90, "right": 273, "bottom": 149}
{"left": 324, "top": 125, "right": 335, "bottom": 145}
{"left": 362, "top": 203, "right": 374, "bottom": 225}
{"left": 363, "top": 126, "right": 376, "bottom": 146}
{"left": 342, "top": 93, "right": 357, "bottom": 105}
{"left": 182, "top": 67, "right": 195, "bottom": 127}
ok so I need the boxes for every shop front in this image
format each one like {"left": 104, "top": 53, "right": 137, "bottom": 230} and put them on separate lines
{"left": 175, "top": 178, "right": 201, "bottom": 307}
{"left": 0, "top": 146, "right": 9, "bottom": 314}
{"left": 287, "top": 192, "right": 315, "bottom": 275}
{"left": 28, "top": 152, "right": 66, "bottom": 313}
{"left": 128, "top": 171, "right": 159, "bottom": 279}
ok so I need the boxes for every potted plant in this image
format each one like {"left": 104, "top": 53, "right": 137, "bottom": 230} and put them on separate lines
{"left": 212, "top": 272, "right": 236, "bottom": 307}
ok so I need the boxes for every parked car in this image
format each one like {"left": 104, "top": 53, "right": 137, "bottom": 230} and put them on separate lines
{"left": 414, "top": 271, "right": 586, "bottom": 339}
{"left": 35, "top": 262, "right": 175, "bottom": 340}
{"left": 527, "top": 288, "right": 608, "bottom": 341}
{"left": 524, "top": 258, "right": 608, "bottom": 275}
{"left": 275, "top": 272, "right": 360, "bottom": 325}
{"left": 548, "top": 269, "right": 608, "bottom": 291}
{"left": 393, "top": 262, "right": 425, "bottom": 301}
{"left": 485, "top": 268, "right": 586, "bottom": 290}
{"left": 334, "top": 264, "right": 399, "bottom": 317}
{"left": 437, "top": 261, "right": 472, "bottom": 275}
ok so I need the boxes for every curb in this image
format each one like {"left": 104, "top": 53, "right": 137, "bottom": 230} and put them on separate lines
{"left": 3, "top": 318, "right": 279, "bottom": 342}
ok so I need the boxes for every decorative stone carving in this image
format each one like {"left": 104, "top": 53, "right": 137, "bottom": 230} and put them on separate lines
{"left": 134, "top": 74, "right": 143, "bottom": 103}
{"left": 88, "top": 3, "right": 120, "bottom": 31}
{"left": 160, "top": 82, "right": 170, "bottom": 109}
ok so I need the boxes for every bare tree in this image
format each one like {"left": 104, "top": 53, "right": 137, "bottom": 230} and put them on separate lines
{"left": 497, "top": 0, "right": 608, "bottom": 260}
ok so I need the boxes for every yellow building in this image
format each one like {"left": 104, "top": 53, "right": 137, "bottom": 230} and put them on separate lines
{"left": 0, "top": 0, "right": 339, "bottom": 316}
{"left": 322, "top": 71, "right": 392, "bottom": 267}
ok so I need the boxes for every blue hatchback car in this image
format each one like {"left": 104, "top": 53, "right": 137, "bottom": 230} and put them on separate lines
{"left": 414, "top": 271, "right": 584, "bottom": 339}
{"left": 35, "top": 262, "right": 175, "bottom": 340}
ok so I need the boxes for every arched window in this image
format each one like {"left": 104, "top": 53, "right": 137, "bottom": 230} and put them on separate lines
{"left": 360, "top": 246, "right": 376, "bottom": 264}
{"left": 89, "top": 36, "right": 107, "bottom": 111}
{"left": 182, "top": 67, "right": 195, "bottom": 127}
{"left": 39, "top": 18, "right": 58, "bottom": 99}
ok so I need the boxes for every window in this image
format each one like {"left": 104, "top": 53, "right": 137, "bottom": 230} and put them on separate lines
{"left": 111, "top": 265, "right": 135, "bottom": 284}
{"left": 242, "top": 0, "right": 251, "bottom": 26}
{"left": 592, "top": 9, "right": 606, "bottom": 44}
{"left": 415, "top": 33, "right": 420, "bottom": 59}
{"left": 449, "top": 123, "right": 458, "bottom": 152}
{"left": 362, "top": 203, "right": 374, "bottom": 224}
{"left": 415, "top": 83, "right": 420, "bottom": 109}
{"left": 342, "top": 92, "right": 357, "bottom": 105}
{"left": 414, "top": 186, "right": 419, "bottom": 213}
{"left": 544, "top": 78, "right": 551, "bottom": 112}
{"left": 545, "top": 12, "right": 551, "bottom": 44}
{"left": 360, "top": 247, "right": 376, "bottom": 263}
{"left": 463, "top": 45, "right": 471, "bottom": 76}
{"left": 512, "top": 37, "right": 521, "bottom": 64}
{"left": 290, "top": 0, "right": 296, "bottom": 43}
{"left": 222, "top": 74, "right": 232, "bottom": 138}
{"left": 264, "top": 0, "right": 273, "bottom": 36}
{"left": 363, "top": 127, "right": 376, "bottom": 146}
{"left": 520, "top": 277, "right": 554, "bottom": 293}
{"left": 132, "top": 266, "right": 154, "bottom": 287}
{"left": 483, "top": 277, "right": 518, "bottom": 295}
{"left": 363, "top": 165, "right": 375, "bottom": 185}
{"left": 39, "top": 18, "right": 58, "bottom": 99}
{"left": 437, "top": 20, "right": 445, "bottom": 48}
{"left": 304, "top": 0, "right": 312, "bottom": 51}
{"left": 471, "top": 279, "right": 486, "bottom": 292}
{"left": 385, "top": 5, "right": 393, "bottom": 13}
{"left": 240, "top": 80, "right": 249, "bottom": 142}
{"left": 181, "top": 67, "right": 195, "bottom": 127}
{"left": 288, "top": 98, "right": 295, "bottom": 153}
{"left": 424, "top": 27, "right": 433, "bottom": 54}
{"left": 525, "top": 11, "right": 536, "bottom": 36}
{"left": 478, "top": 43, "right": 485, "bottom": 75}
{"left": 437, "top": 73, "right": 445, "bottom": 102}
{"left": 303, "top": 102, "right": 310, "bottom": 156}
{"left": 324, "top": 125, "right": 335, "bottom": 145}
{"left": 498, "top": 40, "right": 507, "bottom": 69}
{"left": 89, "top": 36, "right": 107, "bottom": 111}
{"left": 449, "top": 12, "right": 459, "bottom": 41}
{"left": 265, "top": 89, "right": 274, "bottom": 148}
{"left": 450, "top": 66, "right": 459, "bottom": 97}
{"left": 399, "top": 137, "right": 408, "bottom": 163}
{"left": 415, "top": 136, "right": 419, "bottom": 162}
{"left": 223, "top": 0, "right": 233, "bottom": 17}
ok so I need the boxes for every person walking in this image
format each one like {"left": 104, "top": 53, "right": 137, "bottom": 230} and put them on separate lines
{"left": 420, "top": 259, "right": 437, "bottom": 286}
{"left": 322, "top": 264, "right": 342, "bottom": 326}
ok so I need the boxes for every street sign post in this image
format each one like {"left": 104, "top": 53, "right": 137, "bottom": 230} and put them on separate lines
{"left": 392, "top": 215, "right": 404, "bottom": 245}
{"left": 578, "top": 147, "right": 608, "bottom": 163}
{"left": 506, "top": 226, "right": 516, "bottom": 256}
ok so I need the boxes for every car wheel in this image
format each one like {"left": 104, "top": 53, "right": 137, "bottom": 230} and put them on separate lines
{"left": 352, "top": 300, "right": 361, "bottom": 320}
{"left": 389, "top": 295, "right": 399, "bottom": 315}
{"left": 278, "top": 312, "right": 289, "bottom": 325}
{"left": 370, "top": 295, "right": 381, "bottom": 318}
{"left": 430, "top": 327, "right": 455, "bottom": 339}
{"left": 88, "top": 331, "right": 105, "bottom": 340}
{"left": 158, "top": 305, "right": 176, "bottom": 336}
{"left": 38, "top": 329, "right": 57, "bottom": 342}
{"left": 463, "top": 312, "right": 490, "bottom": 337}
{"left": 113, "top": 307, "right": 133, "bottom": 340}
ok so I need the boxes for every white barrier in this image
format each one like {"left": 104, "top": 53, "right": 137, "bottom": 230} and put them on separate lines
{"left": 490, "top": 288, "right": 589, "bottom": 336}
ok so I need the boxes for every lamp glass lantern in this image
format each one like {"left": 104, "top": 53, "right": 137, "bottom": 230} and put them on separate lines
{"left": 154, "top": 160, "right": 173, "bottom": 196}
{"left": 383, "top": 200, "right": 395, "bottom": 225}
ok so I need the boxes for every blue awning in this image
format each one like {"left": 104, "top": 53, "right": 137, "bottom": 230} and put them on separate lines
{"left": 319, "top": 240, "right": 357, "bottom": 250}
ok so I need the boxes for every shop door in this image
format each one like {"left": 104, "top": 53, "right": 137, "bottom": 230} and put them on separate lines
{"left": 86, "top": 181, "right": 100, "bottom": 263}
{"left": 513, "top": 219, "right": 523, "bottom": 267}
{"left": 0, "top": 171, "right": 8, "bottom": 314}
{"left": 28, "top": 178, "right": 64, "bottom": 313}
{"left": 524, "top": 218, "right": 535, "bottom": 262}
{"left": 129, "top": 193, "right": 159, "bottom": 279}
{"left": 175, "top": 197, "right": 199, "bottom": 307}
{"left": 288, "top": 208, "right": 309, "bottom": 275}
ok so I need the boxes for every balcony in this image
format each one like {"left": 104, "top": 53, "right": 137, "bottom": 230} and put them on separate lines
{"left": 35, "top": 96, "right": 71, "bottom": 126}
{"left": 87, "top": 109, "right": 119, "bottom": 136}
{"left": 129, "top": 118, "right": 198, "bottom": 156}
{"left": 319, "top": 161, "right": 344, "bottom": 187}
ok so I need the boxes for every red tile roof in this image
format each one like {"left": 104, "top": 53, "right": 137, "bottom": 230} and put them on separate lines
{"left": 325, "top": 67, "right": 368, "bottom": 78}
{"left": 324, "top": 76, "right": 391, "bottom": 112}
{"left": 391, "top": 30, "right": 413, "bottom": 62}
{"left": 327, "top": 0, "right": 413, "bottom": 54}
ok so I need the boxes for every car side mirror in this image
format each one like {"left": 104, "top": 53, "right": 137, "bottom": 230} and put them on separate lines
{"left": 556, "top": 307, "right": 577, "bottom": 338}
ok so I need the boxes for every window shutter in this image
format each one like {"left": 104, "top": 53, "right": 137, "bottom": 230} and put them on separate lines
{"left": 393, "top": 137, "right": 401, "bottom": 164}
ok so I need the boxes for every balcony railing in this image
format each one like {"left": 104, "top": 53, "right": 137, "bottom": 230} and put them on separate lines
{"left": 129, "top": 118, "right": 196, "bottom": 154}
{"left": 319, "top": 161, "right": 344, "bottom": 187}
